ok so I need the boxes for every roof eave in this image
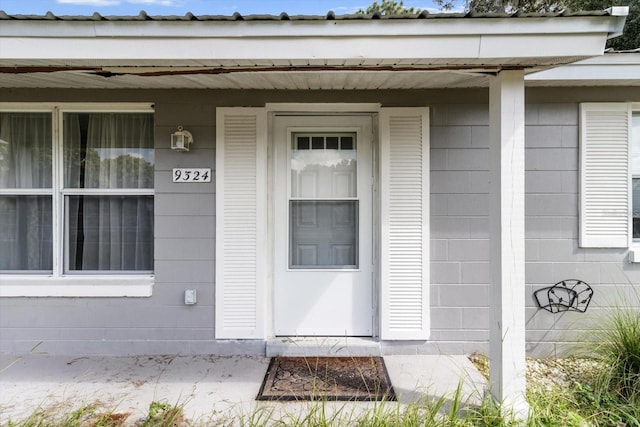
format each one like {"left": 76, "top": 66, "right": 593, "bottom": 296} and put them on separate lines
{"left": 0, "top": 13, "right": 629, "bottom": 68}
{"left": 526, "top": 51, "right": 640, "bottom": 85}
{"left": 0, "top": 11, "right": 630, "bottom": 90}
{"left": 605, "top": 6, "right": 629, "bottom": 39}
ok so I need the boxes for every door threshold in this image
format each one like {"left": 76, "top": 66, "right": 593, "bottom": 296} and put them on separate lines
{"left": 266, "top": 336, "right": 380, "bottom": 357}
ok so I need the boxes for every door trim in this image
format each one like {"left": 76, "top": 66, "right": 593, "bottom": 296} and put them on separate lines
{"left": 266, "top": 103, "right": 381, "bottom": 114}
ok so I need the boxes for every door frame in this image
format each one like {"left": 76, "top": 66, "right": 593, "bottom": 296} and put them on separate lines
{"left": 265, "top": 103, "right": 382, "bottom": 338}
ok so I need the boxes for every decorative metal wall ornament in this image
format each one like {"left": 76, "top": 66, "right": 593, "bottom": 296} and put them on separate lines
{"left": 534, "top": 279, "right": 594, "bottom": 313}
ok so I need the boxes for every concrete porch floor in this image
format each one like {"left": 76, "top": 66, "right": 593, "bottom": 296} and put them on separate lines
{"left": 0, "top": 354, "right": 487, "bottom": 425}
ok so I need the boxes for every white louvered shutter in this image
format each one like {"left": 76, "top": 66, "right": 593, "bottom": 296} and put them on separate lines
{"left": 215, "top": 108, "right": 266, "bottom": 339}
{"left": 380, "top": 108, "right": 430, "bottom": 340}
{"left": 580, "top": 103, "right": 631, "bottom": 248}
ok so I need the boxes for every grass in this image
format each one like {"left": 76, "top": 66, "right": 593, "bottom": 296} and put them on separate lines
{"left": 591, "top": 305, "right": 640, "bottom": 404}
{"left": 243, "top": 383, "right": 514, "bottom": 427}
{"left": 581, "top": 302, "right": 640, "bottom": 427}
{"left": 3, "top": 400, "right": 187, "bottom": 427}
{"left": 2, "top": 385, "right": 514, "bottom": 427}
{"left": 140, "top": 401, "right": 187, "bottom": 427}
{"left": 3, "top": 402, "right": 131, "bottom": 427}
{"left": 524, "top": 299, "right": 640, "bottom": 427}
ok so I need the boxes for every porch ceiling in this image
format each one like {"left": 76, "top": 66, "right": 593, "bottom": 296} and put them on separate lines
{"left": 0, "top": 8, "right": 628, "bottom": 90}
{"left": 0, "top": 68, "right": 493, "bottom": 90}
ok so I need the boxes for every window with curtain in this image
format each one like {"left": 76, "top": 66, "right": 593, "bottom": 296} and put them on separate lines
{"left": 0, "top": 112, "right": 53, "bottom": 272}
{"left": 63, "top": 112, "right": 154, "bottom": 272}
{"left": 0, "top": 107, "right": 154, "bottom": 275}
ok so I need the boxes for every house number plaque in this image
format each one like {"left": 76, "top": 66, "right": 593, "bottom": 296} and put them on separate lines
{"left": 173, "top": 168, "right": 211, "bottom": 183}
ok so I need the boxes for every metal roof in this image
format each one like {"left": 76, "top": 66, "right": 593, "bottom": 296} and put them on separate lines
{"left": 0, "top": 9, "right": 614, "bottom": 22}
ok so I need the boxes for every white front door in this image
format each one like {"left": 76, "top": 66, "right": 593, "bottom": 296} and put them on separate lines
{"left": 273, "top": 115, "right": 374, "bottom": 336}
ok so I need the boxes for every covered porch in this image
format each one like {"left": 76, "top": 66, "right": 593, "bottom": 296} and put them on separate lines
{"left": 0, "top": 7, "right": 629, "bottom": 417}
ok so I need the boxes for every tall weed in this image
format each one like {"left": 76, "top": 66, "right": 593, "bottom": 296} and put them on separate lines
{"left": 139, "top": 400, "right": 187, "bottom": 427}
{"left": 591, "top": 305, "right": 640, "bottom": 403}
{"left": 4, "top": 403, "right": 130, "bottom": 427}
{"left": 577, "top": 288, "right": 640, "bottom": 426}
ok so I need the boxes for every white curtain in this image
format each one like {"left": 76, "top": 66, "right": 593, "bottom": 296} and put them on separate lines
{"left": 0, "top": 113, "right": 53, "bottom": 271}
{"left": 64, "top": 113, "right": 154, "bottom": 271}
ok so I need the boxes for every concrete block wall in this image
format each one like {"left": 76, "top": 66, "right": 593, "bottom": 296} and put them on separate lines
{"left": 425, "top": 102, "right": 492, "bottom": 355}
{"left": 425, "top": 100, "right": 640, "bottom": 357}
{"left": 524, "top": 102, "right": 640, "bottom": 357}
{"left": 1, "top": 88, "right": 639, "bottom": 357}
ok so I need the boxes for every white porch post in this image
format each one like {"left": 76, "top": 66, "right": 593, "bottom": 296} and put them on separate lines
{"left": 488, "top": 70, "right": 529, "bottom": 419}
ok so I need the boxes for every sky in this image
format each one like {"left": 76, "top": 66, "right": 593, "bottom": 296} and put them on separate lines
{"left": 0, "top": 0, "right": 453, "bottom": 16}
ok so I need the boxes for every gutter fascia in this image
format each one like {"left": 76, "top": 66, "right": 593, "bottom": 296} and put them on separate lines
{"left": 605, "top": 6, "right": 629, "bottom": 39}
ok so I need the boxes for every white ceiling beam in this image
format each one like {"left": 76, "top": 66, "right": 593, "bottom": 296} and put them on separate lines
{"left": 0, "top": 34, "right": 609, "bottom": 65}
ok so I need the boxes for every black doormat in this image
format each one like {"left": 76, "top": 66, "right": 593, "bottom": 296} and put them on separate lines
{"left": 256, "top": 356, "right": 396, "bottom": 401}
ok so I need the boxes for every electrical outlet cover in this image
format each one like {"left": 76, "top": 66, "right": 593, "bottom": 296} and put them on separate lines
{"left": 184, "top": 289, "right": 197, "bottom": 305}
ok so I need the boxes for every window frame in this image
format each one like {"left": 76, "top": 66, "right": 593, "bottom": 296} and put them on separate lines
{"left": 0, "top": 103, "right": 155, "bottom": 297}
{"left": 285, "top": 127, "right": 363, "bottom": 272}
{"left": 288, "top": 131, "right": 360, "bottom": 269}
